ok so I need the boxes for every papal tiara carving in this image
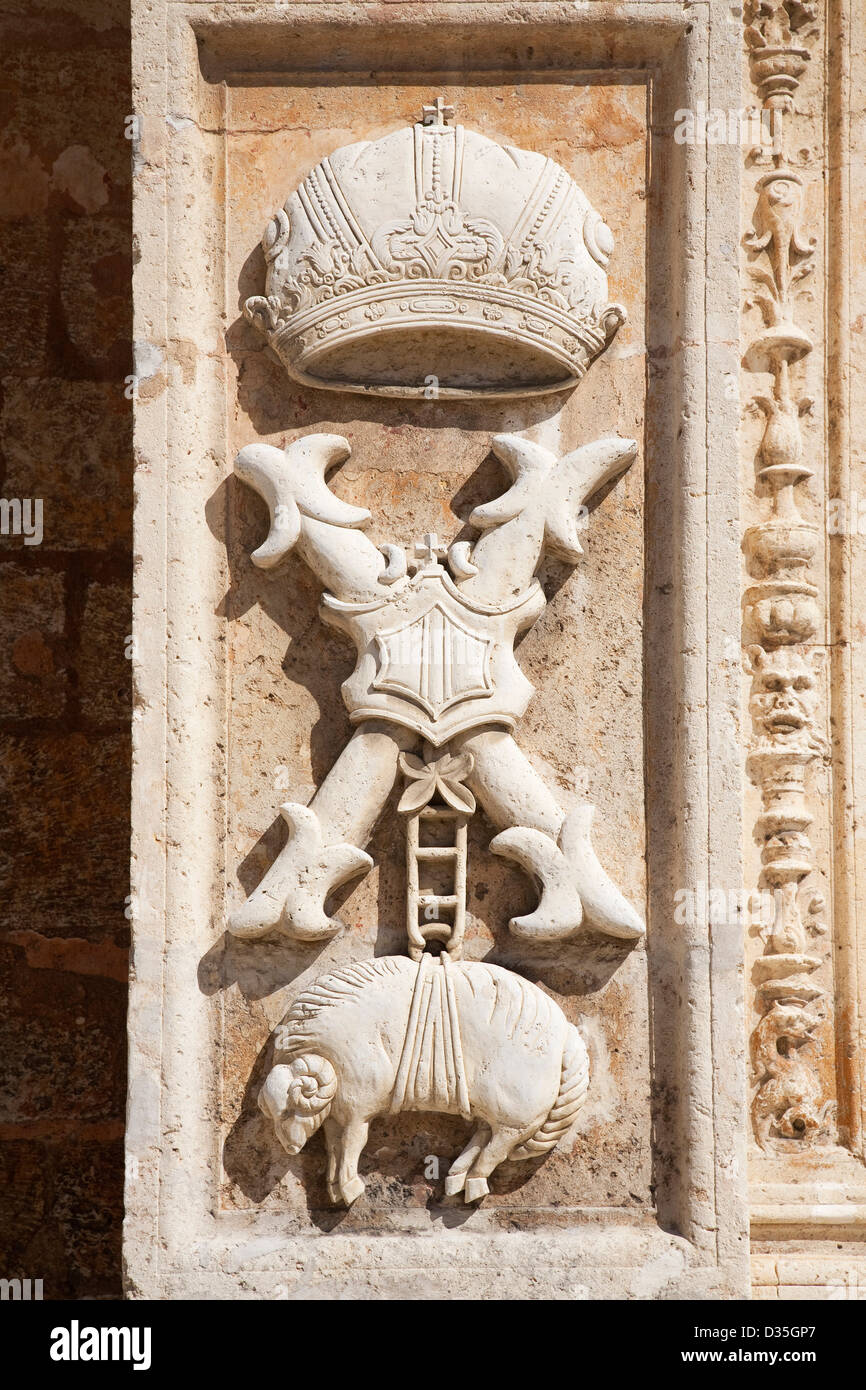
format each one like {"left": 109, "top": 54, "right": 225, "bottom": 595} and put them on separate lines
{"left": 243, "top": 100, "right": 626, "bottom": 399}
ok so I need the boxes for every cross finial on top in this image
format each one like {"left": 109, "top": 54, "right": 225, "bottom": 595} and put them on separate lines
{"left": 414, "top": 533, "right": 447, "bottom": 566}
{"left": 422, "top": 97, "right": 455, "bottom": 130}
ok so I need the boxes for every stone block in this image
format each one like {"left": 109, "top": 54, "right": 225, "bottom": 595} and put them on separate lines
{"left": 1, "top": 381, "right": 132, "bottom": 550}
{"left": 0, "top": 943, "right": 126, "bottom": 1124}
{"left": 78, "top": 579, "right": 131, "bottom": 723}
{"left": 0, "top": 731, "right": 130, "bottom": 939}
{"left": 0, "top": 1137, "right": 123, "bottom": 1299}
{"left": 0, "top": 564, "right": 66, "bottom": 718}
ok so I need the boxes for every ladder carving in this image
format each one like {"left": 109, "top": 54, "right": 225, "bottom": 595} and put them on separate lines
{"left": 405, "top": 806, "right": 468, "bottom": 960}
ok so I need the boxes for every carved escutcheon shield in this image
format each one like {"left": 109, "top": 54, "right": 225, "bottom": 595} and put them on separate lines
{"left": 373, "top": 603, "right": 493, "bottom": 719}
{"left": 320, "top": 566, "right": 545, "bottom": 744}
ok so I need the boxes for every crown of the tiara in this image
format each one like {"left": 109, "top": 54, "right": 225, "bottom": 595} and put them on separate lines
{"left": 244, "top": 101, "right": 625, "bottom": 399}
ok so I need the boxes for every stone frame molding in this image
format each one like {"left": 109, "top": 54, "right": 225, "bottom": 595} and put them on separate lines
{"left": 128, "top": 0, "right": 751, "bottom": 1299}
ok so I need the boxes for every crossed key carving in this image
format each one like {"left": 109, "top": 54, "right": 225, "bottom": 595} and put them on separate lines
{"left": 230, "top": 430, "right": 644, "bottom": 946}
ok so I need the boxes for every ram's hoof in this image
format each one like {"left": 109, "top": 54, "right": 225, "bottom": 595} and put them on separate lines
{"left": 444, "top": 1172, "right": 466, "bottom": 1196}
{"left": 339, "top": 1176, "right": 365, "bottom": 1206}
{"left": 464, "top": 1177, "right": 489, "bottom": 1203}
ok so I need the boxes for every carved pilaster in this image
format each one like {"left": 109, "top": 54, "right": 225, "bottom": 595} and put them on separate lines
{"left": 742, "top": 2, "right": 833, "bottom": 1149}
{"left": 744, "top": 0, "right": 819, "bottom": 110}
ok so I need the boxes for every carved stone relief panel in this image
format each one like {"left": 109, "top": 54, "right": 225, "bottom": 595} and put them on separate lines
{"left": 128, "top": 4, "right": 752, "bottom": 1299}
{"left": 221, "top": 83, "right": 649, "bottom": 1223}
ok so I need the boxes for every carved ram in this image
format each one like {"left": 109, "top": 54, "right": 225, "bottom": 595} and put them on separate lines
{"left": 259, "top": 953, "right": 589, "bottom": 1205}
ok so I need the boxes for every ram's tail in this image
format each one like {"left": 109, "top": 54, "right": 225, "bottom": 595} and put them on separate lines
{"left": 511, "top": 1024, "right": 590, "bottom": 1160}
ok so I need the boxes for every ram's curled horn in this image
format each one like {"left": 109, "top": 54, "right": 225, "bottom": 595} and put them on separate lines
{"left": 258, "top": 1064, "right": 296, "bottom": 1122}
{"left": 234, "top": 433, "right": 371, "bottom": 570}
{"left": 286, "top": 1055, "right": 338, "bottom": 1114}
{"left": 468, "top": 435, "right": 557, "bottom": 530}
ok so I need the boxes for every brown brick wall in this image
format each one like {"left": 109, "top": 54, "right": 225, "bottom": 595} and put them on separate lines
{"left": 0, "top": 0, "right": 131, "bottom": 1299}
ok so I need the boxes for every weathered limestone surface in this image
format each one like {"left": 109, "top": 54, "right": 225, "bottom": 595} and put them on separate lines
{"left": 126, "top": 0, "right": 865, "bottom": 1300}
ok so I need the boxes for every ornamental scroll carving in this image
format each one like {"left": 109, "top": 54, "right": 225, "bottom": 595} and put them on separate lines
{"left": 741, "top": 10, "right": 835, "bottom": 1148}
{"left": 232, "top": 108, "right": 643, "bottom": 1205}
